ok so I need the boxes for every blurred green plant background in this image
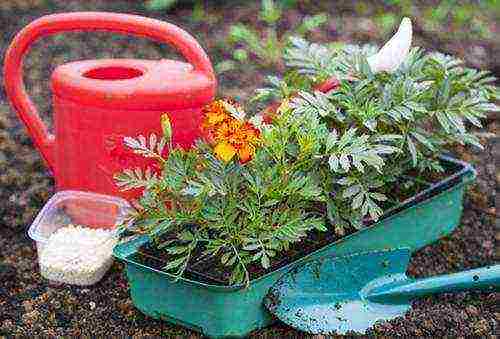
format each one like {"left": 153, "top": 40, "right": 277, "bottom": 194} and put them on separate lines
{"left": 3, "top": 0, "right": 498, "bottom": 79}
{"left": 139, "top": 0, "right": 500, "bottom": 77}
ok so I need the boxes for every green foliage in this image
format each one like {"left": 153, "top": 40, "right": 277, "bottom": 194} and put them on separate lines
{"left": 253, "top": 37, "right": 498, "bottom": 230}
{"left": 223, "top": 0, "right": 328, "bottom": 70}
{"left": 284, "top": 37, "right": 339, "bottom": 79}
{"left": 116, "top": 119, "right": 327, "bottom": 286}
{"left": 145, "top": 0, "right": 178, "bottom": 11}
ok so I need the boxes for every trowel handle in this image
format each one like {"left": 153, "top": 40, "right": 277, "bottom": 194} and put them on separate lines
{"left": 3, "top": 12, "right": 215, "bottom": 172}
{"left": 369, "top": 265, "right": 500, "bottom": 303}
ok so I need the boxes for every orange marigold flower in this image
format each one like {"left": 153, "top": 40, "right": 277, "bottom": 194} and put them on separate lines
{"left": 202, "top": 99, "right": 261, "bottom": 164}
{"left": 241, "top": 122, "right": 260, "bottom": 140}
{"left": 212, "top": 119, "right": 241, "bottom": 142}
{"left": 201, "top": 100, "right": 230, "bottom": 130}
{"left": 205, "top": 109, "right": 227, "bottom": 126}
{"left": 238, "top": 144, "right": 255, "bottom": 164}
{"left": 214, "top": 141, "right": 237, "bottom": 162}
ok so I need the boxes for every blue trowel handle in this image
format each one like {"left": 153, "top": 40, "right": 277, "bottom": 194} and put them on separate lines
{"left": 368, "top": 265, "right": 500, "bottom": 303}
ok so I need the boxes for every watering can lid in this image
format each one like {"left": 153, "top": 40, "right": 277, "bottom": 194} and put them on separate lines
{"left": 51, "top": 58, "right": 216, "bottom": 110}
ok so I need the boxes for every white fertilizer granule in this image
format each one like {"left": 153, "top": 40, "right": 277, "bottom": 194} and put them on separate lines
{"left": 39, "top": 224, "right": 117, "bottom": 286}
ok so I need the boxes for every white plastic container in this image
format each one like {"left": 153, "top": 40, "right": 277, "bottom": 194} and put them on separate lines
{"left": 28, "top": 190, "right": 132, "bottom": 286}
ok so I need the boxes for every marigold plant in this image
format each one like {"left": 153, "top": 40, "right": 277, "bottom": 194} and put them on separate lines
{"left": 115, "top": 37, "right": 498, "bottom": 286}
{"left": 115, "top": 101, "right": 327, "bottom": 285}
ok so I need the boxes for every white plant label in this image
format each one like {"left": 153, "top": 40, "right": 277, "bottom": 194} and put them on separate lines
{"left": 367, "top": 17, "right": 413, "bottom": 73}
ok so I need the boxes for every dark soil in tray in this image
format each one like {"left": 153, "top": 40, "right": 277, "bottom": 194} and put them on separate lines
{"left": 0, "top": 0, "right": 498, "bottom": 336}
{"left": 133, "top": 223, "right": 342, "bottom": 284}
{"left": 132, "top": 159, "right": 466, "bottom": 285}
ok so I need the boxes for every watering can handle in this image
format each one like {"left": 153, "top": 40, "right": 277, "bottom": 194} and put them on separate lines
{"left": 3, "top": 12, "right": 215, "bottom": 172}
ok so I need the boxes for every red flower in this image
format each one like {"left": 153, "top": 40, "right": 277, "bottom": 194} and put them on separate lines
{"left": 314, "top": 77, "right": 341, "bottom": 93}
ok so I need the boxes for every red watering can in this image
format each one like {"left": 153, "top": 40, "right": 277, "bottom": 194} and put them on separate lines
{"left": 4, "top": 12, "right": 216, "bottom": 200}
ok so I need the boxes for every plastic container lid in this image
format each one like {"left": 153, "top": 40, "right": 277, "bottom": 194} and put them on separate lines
{"left": 28, "top": 190, "right": 132, "bottom": 244}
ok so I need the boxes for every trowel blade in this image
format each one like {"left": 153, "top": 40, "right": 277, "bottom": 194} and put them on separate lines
{"left": 264, "top": 248, "right": 412, "bottom": 334}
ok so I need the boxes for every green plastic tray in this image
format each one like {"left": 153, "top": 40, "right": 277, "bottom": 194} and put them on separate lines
{"left": 113, "top": 156, "right": 475, "bottom": 338}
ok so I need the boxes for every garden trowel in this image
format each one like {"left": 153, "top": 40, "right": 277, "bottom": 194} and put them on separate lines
{"left": 264, "top": 248, "right": 499, "bottom": 335}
